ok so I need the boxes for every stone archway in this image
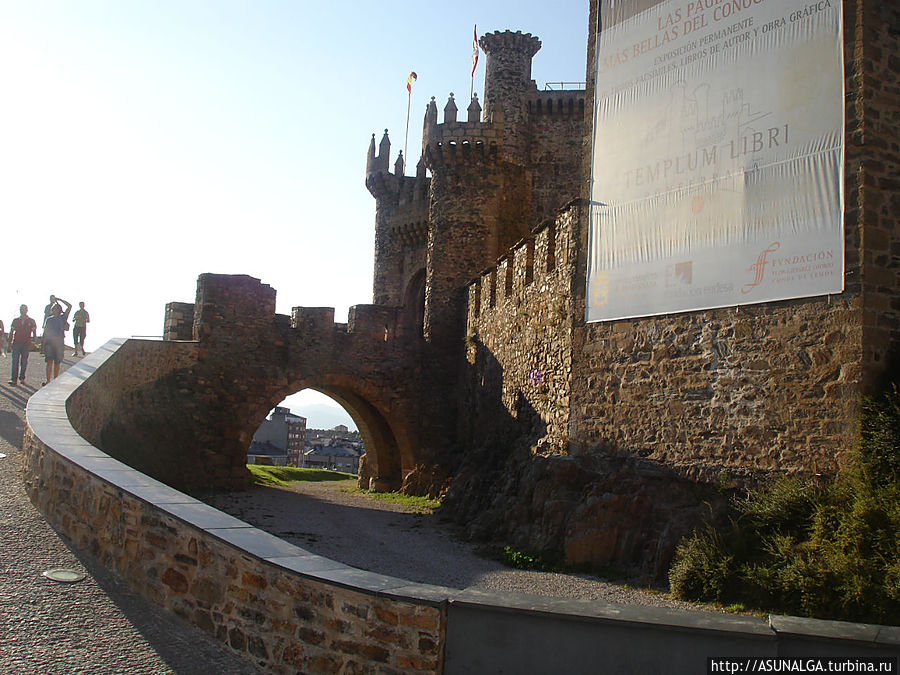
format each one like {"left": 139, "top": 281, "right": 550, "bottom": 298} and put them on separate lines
{"left": 248, "top": 375, "right": 412, "bottom": 493}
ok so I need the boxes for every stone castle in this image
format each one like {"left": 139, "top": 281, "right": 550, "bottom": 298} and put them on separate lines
{"left": 70, "top": 0, "right": 900, "bottom": 579}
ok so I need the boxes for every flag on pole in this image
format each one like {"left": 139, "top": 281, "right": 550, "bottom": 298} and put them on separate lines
{"left": 407, "top": 71, "right": 417, "bottom": 95}
{"left": 471, "top": 26, "right": 479, "bottom": 77}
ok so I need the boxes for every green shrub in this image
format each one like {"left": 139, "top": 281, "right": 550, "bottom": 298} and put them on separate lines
{"left": 669, "top": 386, "right": 900, "bottom": 625}
{"left": 668, "top": 525, "right": 733, "bottom": 602}
{"left": 501, "top": 546, "right": 558, "bottom": 572}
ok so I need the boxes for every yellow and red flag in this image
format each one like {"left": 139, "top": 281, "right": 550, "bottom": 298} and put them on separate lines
{"left": 406, "top": 71, "right": 417, "bottom": 95}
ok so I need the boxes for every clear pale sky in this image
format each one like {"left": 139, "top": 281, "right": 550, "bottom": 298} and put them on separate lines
{"left": 1, "top": 1, "right": 589, "bottom": 427}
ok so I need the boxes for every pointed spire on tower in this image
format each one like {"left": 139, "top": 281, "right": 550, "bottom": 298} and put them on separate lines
{"left": 444, "top": 93, "right": 458, "bottom": 124}
{"left": 422, "top": 97, "right": 438, "bottom": 155}
{"left": 395, "top": 151, "right": 405, "bottom": 176}
{"left": 414, "top": 156, "right": 428, "bottom": 202}
{"left": 377, "top": 129, "right": 391, "bottom": 172}
{"left": 366, "top": 133, "right": 376, "bottom": 174}
{"left": 467, "top": 93, "right": 482, "bottom": 122}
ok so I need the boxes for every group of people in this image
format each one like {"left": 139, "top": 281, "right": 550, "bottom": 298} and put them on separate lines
{"left": 2, "top": 295, "right": 90, "bottom": 387}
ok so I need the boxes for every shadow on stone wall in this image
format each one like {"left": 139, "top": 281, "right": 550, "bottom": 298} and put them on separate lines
{"left": 444, "top": 340, "right": 728, "bottom": 583}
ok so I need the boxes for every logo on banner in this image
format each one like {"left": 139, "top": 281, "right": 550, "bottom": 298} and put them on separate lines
{"left": 742, "top": 242, "right": 781, "bottom": 294}
{"left": 666, "top": 261, "right": 693, "bottom": 288}
{"left": 591, "top": 271, "right": 610, "bottom": 307}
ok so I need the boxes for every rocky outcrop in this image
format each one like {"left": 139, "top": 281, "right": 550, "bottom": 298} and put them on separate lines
{"left": 442, "top": 447, "right": 728, "bottom": 583}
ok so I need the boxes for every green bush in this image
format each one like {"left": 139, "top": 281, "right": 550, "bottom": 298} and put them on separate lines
{"left": 669, "top": 387, "right": 900, "bottom": 625}
{"left": 668, "top": 526, "right": 733, "bottom": 602}
{"left": 501, "top": 546, "right": 558, "bottom": 572}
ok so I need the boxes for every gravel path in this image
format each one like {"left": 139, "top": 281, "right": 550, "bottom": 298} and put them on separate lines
{"left": 205, "top": 479, "right": 714, "bottom": 611}
{"left": 0, "top": 348, "right": 264, "bottom": 675}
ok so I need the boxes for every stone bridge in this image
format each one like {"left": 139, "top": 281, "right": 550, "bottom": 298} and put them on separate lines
{"left": 72, "top": 273, "right": 453, "bottom": 496}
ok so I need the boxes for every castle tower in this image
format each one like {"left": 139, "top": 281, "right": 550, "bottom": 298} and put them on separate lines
{"left": 479, "top": 30, "right": 542, "bottom": 162}
{"left": 366, "top": 28, "right": 579, "bottom": 351}
{"left": 366, "top": 129, "right": 430, "bottom": 313}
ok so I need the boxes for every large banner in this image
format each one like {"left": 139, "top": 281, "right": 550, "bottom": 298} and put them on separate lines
{"left": 587, "top": 0, "right": 844, "bottom": 322}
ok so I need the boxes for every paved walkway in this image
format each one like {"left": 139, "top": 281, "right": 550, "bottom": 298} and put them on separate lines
{"left": 0, "top": 347, "right": 263, "bottom": 674}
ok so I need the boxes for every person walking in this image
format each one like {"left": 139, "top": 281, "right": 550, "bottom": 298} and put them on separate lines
{"left": 72, "top": 301, "right": 90, "bottom": 357}
{"left": 9, "top": 305, "right": 37, "bottom": 386}
{"left": 43, "top": 298, "right": 71, "bottom": 385}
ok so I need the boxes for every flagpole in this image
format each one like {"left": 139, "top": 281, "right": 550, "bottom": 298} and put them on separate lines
{"left": 404, "top": 72, "right": 417, "bottom": 176}
{"left": 404, "top": 91, "right": 411, "bottom": 176}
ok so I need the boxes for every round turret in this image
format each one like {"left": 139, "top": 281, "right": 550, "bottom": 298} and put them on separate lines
{"left": 478, "top": 30, "right": 542, "bottom": 126}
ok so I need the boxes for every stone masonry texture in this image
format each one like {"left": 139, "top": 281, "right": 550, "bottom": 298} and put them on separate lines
{"left": 22, "top": 424, "right": 445, "bottom": 674}
{"left": 0, "top": 355, "right": 262, "bottom": 675}
{"left": 26, "top": 2, "right": 900, "bottom": 587}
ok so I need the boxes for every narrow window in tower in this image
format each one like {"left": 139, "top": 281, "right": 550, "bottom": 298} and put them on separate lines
{"left": 546, "top": 225, "right": 556, "bottom": 273}
{"left": 489, "top": 269, "right": 497, "bottom": 308}
{"left": 525, "top": 240, "right": 535, "bottom": 285}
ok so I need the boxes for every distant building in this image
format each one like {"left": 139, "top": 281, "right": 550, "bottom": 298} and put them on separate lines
{"left": 247, "top": 440, "right": 287, "bottom": 466}
{"left": 301, "top": 442, "right": 362, "bottom": 474}
{"left": 308, "top": 425, "right": 360, "bottom": 443}
{"left": 249, "top": 407, "right": 307, "bottom": 467}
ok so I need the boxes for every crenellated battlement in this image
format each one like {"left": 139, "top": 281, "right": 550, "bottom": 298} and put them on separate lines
{"left": 421, "top": 92, "right": 505, "bottom": 169}
{"left": 479, "top": 30, "right": 541, "bottom": 58}
{"left": 427, "top": 117, "right": 502, "bottom": 148}
{"left": 365, "top": 130, "right": 430, "bottom": 204}
{"left": 466, "top": 201, "right": 579, "bottom": 327}
{"left": 424, "top": 138, "right": 500, "bottom": 169}
{"left": 165, "top": 274, "right": 408, "bottom": 356}
{"left": 527, "top": 91, "right": 586, "bottom": 117}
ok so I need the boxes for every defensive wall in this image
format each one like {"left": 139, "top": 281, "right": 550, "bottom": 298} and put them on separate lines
{"left": 21, "top": 344, "right": 900, "bottom": 672}
{"left": 18, "top": 5, "right": 900, "bottom": 666}
{"left": 441, "top": 0, "right": 900, "bottom": 577}
{"left": 570, "top": 0, "right": 900, "bottom": 479}
{"left": 45, "top": 1, "right": 899, "bottom": 580}
{"left": 65, "top": 272, "right": 458, "bottom": 496}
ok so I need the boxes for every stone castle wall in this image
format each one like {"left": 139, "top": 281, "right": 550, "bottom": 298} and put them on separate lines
{"left": 463, "top": 205, "right": 579, "bottom": 454}
{"left": 526, "top": 92, "right": 586, "bottom": 225}
{"left": 854, "top": 0, "right": 900, "bottom": 385}
{"left": 572, "top": 1, "right": 898, "bottom": 480}
{"left": 43, "top": 3, "right": 898, "bottom": 580}
{"left": 562, "top": 0, "right": 897, "bottom": 483}
{"left": 570, "top": 292, "right": 862, "bottom": 482}
{"left": 444, "top": 0, "right": 899, "bottom": 575}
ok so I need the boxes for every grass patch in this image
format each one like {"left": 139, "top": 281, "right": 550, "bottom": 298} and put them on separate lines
{"left": 247, "top": 465, "right": 356, "bottom": 487}
{"left": 669, "top": 386, "right": 900, "bottom": 625}
{"left": 348, "top": 488, "right": 441, "bottom": 514}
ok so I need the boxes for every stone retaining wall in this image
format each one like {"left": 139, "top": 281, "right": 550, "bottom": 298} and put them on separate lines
{"left": 25, "top": 341, "right": 444, "bottom": 674}
{"left": 22, "top": 339, "right": 900, "bottom": 673}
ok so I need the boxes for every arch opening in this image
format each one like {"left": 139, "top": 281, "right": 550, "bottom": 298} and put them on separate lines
{"left": 249, "top": 390, "right": 362, "bottom": 474}
{"left": 245, "top": 381, "right": 410, "bottom": 492}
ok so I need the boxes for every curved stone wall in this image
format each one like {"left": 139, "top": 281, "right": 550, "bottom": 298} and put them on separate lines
{"left": 21, "top": 339, "right": 899, "bottom": 673}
